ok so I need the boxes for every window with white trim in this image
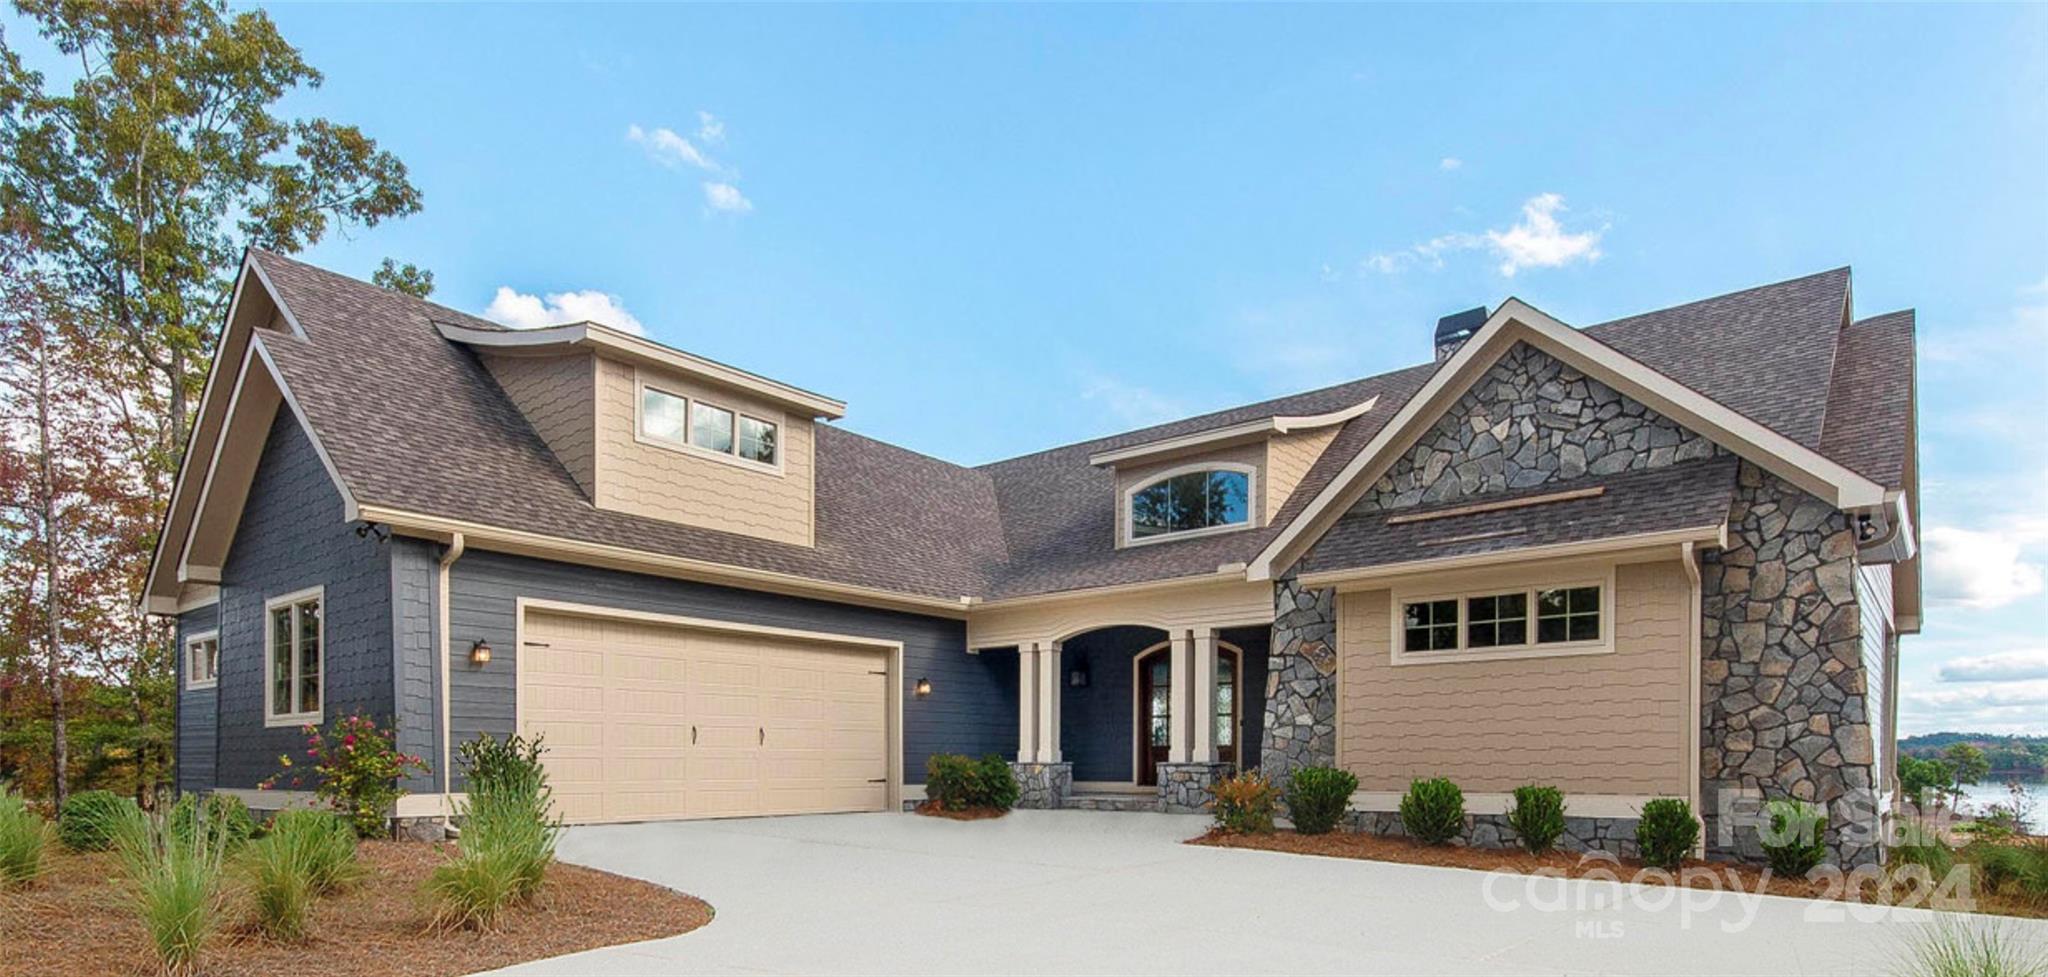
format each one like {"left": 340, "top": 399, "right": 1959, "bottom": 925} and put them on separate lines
{"left": 1128, "top": 467, "right": 1252, "bottom": 542}
{"left": 640, "top": 386, "right": 689, "bottom": 445}
{"left": 265, "top": 589, "right": 323, "bottom": 725}
{"left": 635, "top": 380, "right": 781, "bottom": 467}
{"left": 1398, "top": 582, "right": 1604, "bottom": 658}
{"left": 185, "top": 632, "right": 219, "bottom": 690}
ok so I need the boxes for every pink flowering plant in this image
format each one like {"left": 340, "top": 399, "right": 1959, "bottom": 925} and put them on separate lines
{"left": 259, "top": 712, "right": 429, "bottom": 837}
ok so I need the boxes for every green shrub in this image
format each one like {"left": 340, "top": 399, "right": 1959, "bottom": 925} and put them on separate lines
{"left": 1634, "top": 798, "right": 1699, "bottom": 870}
{"left": 237, "top": 808, "right": 361, "bottom": 941}
{"left": 1284, "top": 766, "right": 1357, "bottom": 835}
{"left": 260, "top": 713, "right": 430, "bottom": 838}
{"left": 427, "top": 735, "right": 562, "bottom": 930}
{"left": 1894, "top": 819, "right": 1955, "bottom": 879}
{"left": 1761, "top": 798, "right": 1829, "bottom": 877}
{"left": 103, "top": 799, "right": 231, "bottom": 977}
{"left": 1969, "top": 839, "right": 2048, "bottom": 902}
{"left": 1887, "top": 916, "right": 2047, "bottom": 977}
{"left": 459, "top": 731, "right": 549, "bottom": 800}
{"left": 1211, "top": 771, "right": 1279, "bottom": 834}
{"left": 168, "top": 793, "right": 256, "bottom": 852}
{"left": 58, "top": 789, "right": 138, "bottom": 851}
{"left": 0, "top": 784, "right": 54, "bottom": 886}
{"left": 1506, "top": 785, "right": 1567, "bottom": 855}
{"left": 924, "top": 754, "right": 1021, "bottom": 812}
{"left": 1398, "top": 778, "right": 1465, "bottom": 846}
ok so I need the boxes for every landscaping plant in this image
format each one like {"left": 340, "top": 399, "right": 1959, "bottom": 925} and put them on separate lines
{"left": 0, "top": 783, "right": 54, "bottom": 886}
{"left": 1886, "top": 916, "right": 2048, "bottom": 977}
{"left": 1506, "top": 785, "right": 1567, "bottom": 855}
{"left": 168, "top": 792, "right": 257, "bottom": 851}
{"left": 1634, "top": 797, "right": 1699, "bottom": 870}
{"left": 1894, "top": 819, "right": 1956, "bottom": 880}
{"left": 101, "top": 797, "right": 233, "bottom": 977}
{"left": 1398, "top": 778, "right": 1465, "bottom": 846}
{"left": 1760, "top": 798, "right": 1830, "bottom": 877}
{"left": 1211, "top": 771, "right": 1279, "bottom": 834}
{"left": 239, "top": 809, "right": 361, "bottom": 940}
{"left": 427, "top": 733, "right": 563, "bottom": 930}
{"left": 1284, "top": 766, "right": 1358, "bottom": 835}
{"left": 924, "top": 753, "right": 1021, "bottom": 812}
{"left": 261, "top": 713, "right": 429, "bottom": 837}
{"left": 58, "top": 788, "right": 138, "bottom": 851}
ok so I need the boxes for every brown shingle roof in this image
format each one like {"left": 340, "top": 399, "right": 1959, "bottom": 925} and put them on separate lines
{"left": 245, "top": 252, "right": 1907, "bottom": 605}
{"left": 1818, "top": 310, "right": 1915, "bottom": 490}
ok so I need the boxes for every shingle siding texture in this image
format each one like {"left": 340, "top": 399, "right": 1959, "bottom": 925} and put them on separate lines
{"left": 391, "top": 537, "right": 441, "bottom": 793}
{"left": 214, "top": 411, "right": 396, "bottom": 790}
{"left": 1336, "top": 561, "right": 1692, "bottom": 795}
{"left": 479, "top": 351, "right": 596, "bottom": 497}
{"left": 175, "top": 602, "right": 220, "bottom": 794}
{"left": 443, "top": 549, "right": 1013, "bottom": 790}
{"left": 1264, "top": 426, "right": 1341, "bottom": 521}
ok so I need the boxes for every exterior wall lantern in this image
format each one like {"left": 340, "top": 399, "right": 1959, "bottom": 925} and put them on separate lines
{"left": 469, "top": 639, "right": 493, "bottom": 666}
{"left": 914, "top": 677, "right": 932, "bottom": 698}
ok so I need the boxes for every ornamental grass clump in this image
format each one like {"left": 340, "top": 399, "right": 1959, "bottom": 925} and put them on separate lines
{"left": 1506, "top": 785, "right": 1567, "bottom": 855}
{"left": 1894, "top": 819, "right": 1956, "bottom": 879}
{"left": 1634, "top": 798, "right": 1700, "bottom": 871}
{"left": 1886, "top": 916, "right": 2048, "bottom": 977}
{"left": 1211, "top": 771, "right": 1279, "bottom": 835}
{"left": 1398, "top": 778, "right": 1465, "bottom": 846}
{"left": 102, "top": 797, "right": 233, "bottom": 977}
{"left": 1760, "top": 798, "right": 1829, "bottom": 877}
{"left": 426, "top": 733, "right": 561, "bottom": 930}
{"left": 1284, "top": 766, "right": 1358, "bottom": 835}
{"left": 0, "top": 784, "right": 54, "bottom": 887}
{"left": 239, "top": 809, "right": 362, "bottom": 941}
{"left": 57, "top": 788, "right": 137, "bottom": 851}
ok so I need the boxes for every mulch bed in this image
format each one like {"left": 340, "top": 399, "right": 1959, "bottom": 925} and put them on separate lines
{"left": 1190, "top": 828, "right": 2048, "bottom": 920}
{"left": 1, "top": 841, "right": 714, "bottom": 977}
{"left": 913, "top": 800, "right": 1007, "bottom": 820}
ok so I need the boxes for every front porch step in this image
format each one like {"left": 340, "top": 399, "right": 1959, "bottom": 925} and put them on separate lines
{"left": 1064, "top": 792, "right": 1162, "bottom": 813}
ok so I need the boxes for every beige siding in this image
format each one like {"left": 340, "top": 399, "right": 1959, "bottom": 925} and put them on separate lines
{"left": 1113, "top": 440, "right": 1267, "bottom": 547}
{"left": 594, "top": 357, "right": 816, "bottom": 547}
{"left": 968, "top": 577, "right": 1272, "bottom": 649}
{"left": 1337, "top": 560, "right": 1692, "bottom": 796}
{"left": 1264, "top": 426, "right": 1340, "bottom": 518}
{"left": 481, "top": 352, "right": 597, "bottom": 497}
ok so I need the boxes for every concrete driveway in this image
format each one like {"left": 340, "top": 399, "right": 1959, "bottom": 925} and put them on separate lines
{"left": 483, "top": 809, "right": 2044, "bottom": 976}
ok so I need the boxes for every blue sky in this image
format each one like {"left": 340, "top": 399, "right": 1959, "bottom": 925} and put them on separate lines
{"left": 17, "top": 4, "right": 2047, "bottom": 734}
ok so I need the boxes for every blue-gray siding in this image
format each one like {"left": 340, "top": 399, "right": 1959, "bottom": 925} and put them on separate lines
{"left": 213, "top": 411, "right": 397, "bottom": 789}
{"left": 391, "top": 538, "right": 441, "bottom": 792}
{"left": 174, "top": 602, "right": 221, "bottom": 794}
{"left": 1057, "top": 625, "right": 1268, "bottom": 783}
{"left": 438, "top": 549, "right": 1015, "bottom": 790}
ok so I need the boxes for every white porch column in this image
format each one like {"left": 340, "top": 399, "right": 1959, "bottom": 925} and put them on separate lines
{"left": 1191, "top": 628, "right": 1218, "bottom": 763}
{"left": 1035, "top": 642, "right": 1062, "bottom": 763}
{"left": 1016, "top": 642, "right": 1038, "bottom": 763}
{"left": 1168, "top": 630, "right": 1193, "bottom": 763}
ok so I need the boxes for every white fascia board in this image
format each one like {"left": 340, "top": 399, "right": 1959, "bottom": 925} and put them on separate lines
{"left": 1088, "top": 396, "right": 1379, "bottom": 468}
{"left": 1249, "top": 298, "right": 1887, "bottom": 580}
{"left": 434, "top": 320, "right": 847, "bottom": 419}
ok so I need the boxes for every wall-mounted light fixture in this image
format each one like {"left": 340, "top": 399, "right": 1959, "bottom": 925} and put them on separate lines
{"left": 914, "top": 677, "right": 932, "bottom": 698}
{"left": 1069, "top": 664, "right": 1090, "bottom": 688}
{"left": 469, "top": 639, "right": 493, "bottom": 666}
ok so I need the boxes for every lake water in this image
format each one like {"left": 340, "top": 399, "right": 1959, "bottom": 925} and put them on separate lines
{"left": 1952, "top": 775, "right": 2047, "bottom": 834}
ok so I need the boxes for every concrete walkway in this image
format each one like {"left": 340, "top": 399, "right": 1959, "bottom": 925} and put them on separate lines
{"left": 482, "top": 810, "right": 2046, "bottom": 976}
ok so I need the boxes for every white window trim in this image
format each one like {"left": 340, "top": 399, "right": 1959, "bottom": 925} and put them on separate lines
{"left": 184, "top": 629, "right": 219, "bottom": 691}
{"left": 264, "top": 586, "right": 325, "bottom": 727}
{"left": 1120, "top": 461, "right": 1259, "bottom": 548}
{"left": 1389, "top": 568, "right": 1615, "bottom": 665}
{"left": 632, "top": 372, "right": 786, "bottom": 476}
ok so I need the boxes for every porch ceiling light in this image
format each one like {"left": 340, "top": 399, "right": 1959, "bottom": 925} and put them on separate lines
{"left": 469, "top": 639, "right": 492, "bottom": 666}
{"left": 914, "top": 677, "right": 932, "bottom": 698}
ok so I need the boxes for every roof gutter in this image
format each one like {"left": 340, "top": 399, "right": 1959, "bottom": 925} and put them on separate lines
{"left": 1087, "top": 397, "right": 1378, "bottom": 468}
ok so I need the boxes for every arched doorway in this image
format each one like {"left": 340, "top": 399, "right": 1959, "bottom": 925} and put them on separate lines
{"left": 1132, "top": 640, "right": 1242, "bottom": 786}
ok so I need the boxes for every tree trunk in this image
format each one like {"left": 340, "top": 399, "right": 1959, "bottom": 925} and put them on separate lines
{"left": 168, "top": 346, "right": 187, "bottom": 458}
{"left": 34, "top": 333, "right": 67, "bottom": 807}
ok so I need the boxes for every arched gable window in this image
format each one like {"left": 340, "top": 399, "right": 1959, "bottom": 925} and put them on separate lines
{"left": 1127, "top": 465, "right": 1253, "bottom": 542}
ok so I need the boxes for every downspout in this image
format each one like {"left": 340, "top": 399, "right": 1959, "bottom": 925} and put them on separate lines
{"left": 1681, "top": 541, "right": 1705, "bottom": 858}
{"left": 437, "top": 533, "right": 466, "bottom": 829}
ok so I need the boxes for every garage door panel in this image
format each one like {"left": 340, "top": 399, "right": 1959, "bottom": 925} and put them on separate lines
{"left": 520, "top": 610, "right": 890, "bottom": 825}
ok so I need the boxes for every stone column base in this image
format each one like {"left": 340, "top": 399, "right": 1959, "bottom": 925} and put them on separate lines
{"left": 1158, "top": 761, "right": 1234, "bottom": 814}
{"left": 391, "top": 816, "right": 449, "bottom": 843}
{"left": 1011, "top": 762, "right": 1073, "bottom": 810}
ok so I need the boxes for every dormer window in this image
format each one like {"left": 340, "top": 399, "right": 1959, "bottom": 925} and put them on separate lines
{"left": 1126, "top": 465, "right": 1253, "bottom": 544}
{"left": 636, "top": 379, "right": 781, "bottom": 469}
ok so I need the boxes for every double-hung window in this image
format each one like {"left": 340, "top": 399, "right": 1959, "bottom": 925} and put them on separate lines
{"left": 185, "top": 631, "right": 219, "bottom": 690}
{"left": 1396, "top": 579, "right": 1607, "bottom": 662}
{"left": 265, "top": 588, "right": 323, "bottom": 726}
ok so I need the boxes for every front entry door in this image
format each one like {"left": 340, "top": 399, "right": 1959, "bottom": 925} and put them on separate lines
{"left": 1135, "top": 645, "right": 1241, "bottom": 786}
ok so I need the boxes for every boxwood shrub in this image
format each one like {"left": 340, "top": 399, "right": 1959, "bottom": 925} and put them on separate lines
{"left": 1635, "top": 798, "right": 1700, "bottom": 870}
{"left": 1398, "top": 778, "right": 1465, "bottom": 845}
{"left": 1761, "top": 798, "right": 1828, "bottom": 877}
{"left": 1285, "top": 766, "right": 1358, "bottom": 835}
{"left": 924, "top": 754, "right": 1020, "bottom": 812}
{"left": 1506, "top": 785, "right": 1566, "bottom": 854}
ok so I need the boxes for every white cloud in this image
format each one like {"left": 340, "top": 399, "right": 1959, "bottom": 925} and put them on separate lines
{"left": 1361, "top": 193, "right": 1606, "bottom": 278}
{"left": 625, "top": 123, "right": 720, "bottom": 172}
{"left": 1439, "top": 156, "right": 1462, "bottom": 171}
{"left": 1902, "top": 680, "right": 2048, "bottom": 735}
{"left": 1924, "top": 525, "right": 2046, "bottom": 609}
{"left": 696, "top": 111, "right": 725, "bottom": 145}
{"left": 702, "top": 182, "right": 754, "bottom": 214}
{"left": 1939, "top": 650, "right": 2048, "bottom": 683}
{"left": 483, "top": 286, "right": 645, "bottom": 336}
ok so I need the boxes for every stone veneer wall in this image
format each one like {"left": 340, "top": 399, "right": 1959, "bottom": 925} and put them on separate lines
{"left": 1359, "top": 342, "right": 1716, "bottom": 512}
{"left": 1349, "top": 811, "right": 1641, "bottom": 860}
{"left": 1260, "top": 576, "right": 1338, "bottom": 796}
{"left": 1010, "top": 762, "right": 1072, "bottom": 810}
{"left": 1700, "top": 462, "right": 1880, "bottom": 868}
{"left": 1158, "top": 761, "right": 1232, "bottom": 814}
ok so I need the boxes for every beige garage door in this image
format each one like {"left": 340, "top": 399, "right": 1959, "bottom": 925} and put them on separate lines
{"left": 519, "top": 609, "right": 893, "bottom": 824}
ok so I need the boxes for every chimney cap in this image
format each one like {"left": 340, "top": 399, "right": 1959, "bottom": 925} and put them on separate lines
{"left": 1434, "top": 306, "right": 1490, "bottom": 346}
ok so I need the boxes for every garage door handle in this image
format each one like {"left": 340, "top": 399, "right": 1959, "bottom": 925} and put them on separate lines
{"left": 691, "top": 726, "right": 697, "bottom": 744}
{"left": 758, "top": 727, "right": 765, "bottom": 745}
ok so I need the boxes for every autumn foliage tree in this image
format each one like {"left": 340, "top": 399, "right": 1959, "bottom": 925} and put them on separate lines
{"left": 0, "top": 0, "right": 425, "bottom": 802}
